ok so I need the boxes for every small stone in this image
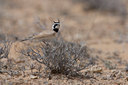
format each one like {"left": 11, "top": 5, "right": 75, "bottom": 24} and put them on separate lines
{"left": 90, "top": 65, "right": 102, "bottom": 73}
{"left": 30, "top": 75, "right": 38, "bottom": 79}
{"left": 81, "top": 65, "right": 103, "bottom": 75}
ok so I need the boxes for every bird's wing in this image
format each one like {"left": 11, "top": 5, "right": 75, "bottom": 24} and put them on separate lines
{"left": 32, "top": 30, "right": 56, "bottom": 39}
{"left": 20, "top": 30, "right": 56, "bottom": 41}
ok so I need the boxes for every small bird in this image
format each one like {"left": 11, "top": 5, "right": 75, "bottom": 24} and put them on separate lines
{"left": 21, "top": 19, "right": 60, "bottom": 42}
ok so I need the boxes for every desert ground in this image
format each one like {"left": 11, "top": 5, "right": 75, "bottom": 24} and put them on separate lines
{"left": 0, "top": 0, "right": 128, "bottom": 85}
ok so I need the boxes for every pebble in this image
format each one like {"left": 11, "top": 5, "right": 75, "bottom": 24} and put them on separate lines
{"left": 88, "top": 65, "right": 102, "bottom": 73}
{"left": 30, "top": 75, "right": 38, "bottom": 79}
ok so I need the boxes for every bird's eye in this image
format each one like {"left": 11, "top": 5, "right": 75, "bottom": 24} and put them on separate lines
{"left": 54, "top": 24, "right": 59, "bottom": 29}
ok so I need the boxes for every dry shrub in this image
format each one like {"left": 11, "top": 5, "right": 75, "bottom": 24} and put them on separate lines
{"left": 22, "top": 38, "right": 95, "bottom": 77}
{"left": 0, "top": 41, "right": 11, "bottom": 59}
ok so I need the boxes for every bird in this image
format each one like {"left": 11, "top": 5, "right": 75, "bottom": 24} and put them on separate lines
{"left": 21, "top": 19, "right": 60, "bottom": 42}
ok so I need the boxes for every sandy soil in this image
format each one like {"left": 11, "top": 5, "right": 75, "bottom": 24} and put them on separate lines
{"left": 0, "top": 0, "right": 128, "bottom": 85}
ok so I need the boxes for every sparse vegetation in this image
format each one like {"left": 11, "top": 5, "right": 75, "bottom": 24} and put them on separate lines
{"left": 21, "top": 38, "right": 94, "bottom": 77}
{"left": 0, "top": 0, "right": 128, "bottom": 84}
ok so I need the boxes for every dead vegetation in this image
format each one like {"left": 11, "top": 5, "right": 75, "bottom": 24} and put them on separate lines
{"left": 0, "top": 41, "right": 11, "bottom": 59}
{"left": 0, "top": 0, "right": 128, "bottom": 84}
{"left": 21, "top": 38, "right": 95, "bottom": 77}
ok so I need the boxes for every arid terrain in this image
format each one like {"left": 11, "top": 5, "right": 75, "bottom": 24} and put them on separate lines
{"left": 0, "top": 0, "right": 128, "bottom": 85}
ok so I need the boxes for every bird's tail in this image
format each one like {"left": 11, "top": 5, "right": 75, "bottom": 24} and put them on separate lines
{"left": 20, "top": 35, "right": 34, "bottom": 42}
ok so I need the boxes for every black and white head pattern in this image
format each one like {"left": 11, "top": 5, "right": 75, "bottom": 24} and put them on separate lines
{"left": 52, "top": 20, "right": 60, "bottom": 33}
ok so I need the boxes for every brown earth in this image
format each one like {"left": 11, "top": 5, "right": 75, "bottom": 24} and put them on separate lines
{"left": 0, "top": 0, "right": 128, "bottom": 85}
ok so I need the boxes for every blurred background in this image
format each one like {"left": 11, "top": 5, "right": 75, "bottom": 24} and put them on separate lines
{"left": 0, "top": 0, "right": 128, "bottom": 43}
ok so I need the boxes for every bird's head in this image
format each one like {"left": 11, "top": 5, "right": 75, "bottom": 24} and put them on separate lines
{"left": 52, "top": 19, "right": 60, "bottom": 33}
